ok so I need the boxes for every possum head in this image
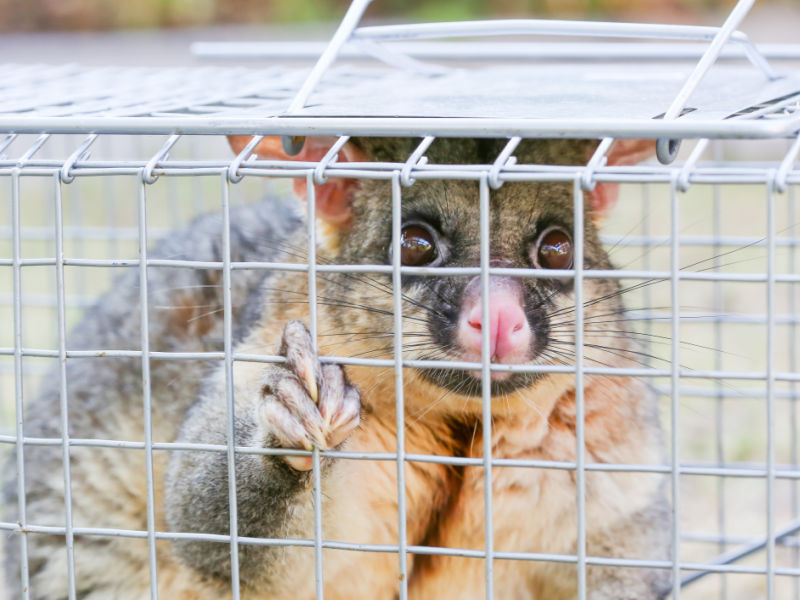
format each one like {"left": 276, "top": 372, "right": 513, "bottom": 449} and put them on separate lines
{"left": 228, "top": 135, "right": 653, "bottom": 407}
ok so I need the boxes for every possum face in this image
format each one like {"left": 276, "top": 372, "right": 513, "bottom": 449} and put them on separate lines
{"left": 339, "top": 173, "right": 617, "bottom": 397}
{"left": 227, "top": 135, "right": 654, "bottom": 402}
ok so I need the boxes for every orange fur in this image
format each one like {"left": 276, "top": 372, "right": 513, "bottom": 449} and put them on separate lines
{"left": 194, "top": 260, "right": 666, "bottom": 598}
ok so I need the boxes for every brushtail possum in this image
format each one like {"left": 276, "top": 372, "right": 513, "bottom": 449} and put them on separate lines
{"left": 2, "top": 136, "right": 671, "bottom": 599}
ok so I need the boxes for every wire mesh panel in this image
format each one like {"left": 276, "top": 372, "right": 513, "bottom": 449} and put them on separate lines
{"left": 1, "top": 0, "right": 800, "bottom": 599}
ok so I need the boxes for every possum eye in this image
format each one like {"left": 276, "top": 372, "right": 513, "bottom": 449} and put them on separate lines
{"left": 533, "top": 226, "right": 573, "bottom": 270}
{"left": 399, "top": 224, "right": 439, "bottom": 266}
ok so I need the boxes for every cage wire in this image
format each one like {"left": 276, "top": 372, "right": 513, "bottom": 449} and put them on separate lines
{"left": 1, "top": 0, "right": 800, "bottom": 598}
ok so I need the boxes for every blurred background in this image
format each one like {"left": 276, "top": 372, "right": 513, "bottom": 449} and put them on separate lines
{"left": 0, "top": 0, "right": 798, "bottom": 67}
{"left": 0, "top": 0, "right": 796, "bottom": 71}
{"left": 0, "top": 0, "right": 777, "bottom": 30}
{"left": 0, "top": 0, "right": 794, "bottom": 30}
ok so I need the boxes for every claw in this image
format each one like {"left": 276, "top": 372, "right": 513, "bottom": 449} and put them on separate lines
{"left": 294, "top": 353, "right": 318, "bottom": 404}
{"left": 327, "top": 414, "right": 359, "bottom": 448}
{"left": 306, "top": 374, "right": 319, "bottom": 405}
{"left": 280, "top": 320, "right": 320, "bottom": 404}
{"left": 308, "top": 423, "right": 328, "bottom": 449}
{"left": 284, "top": 455, "right": 313, "bottom": 471}
{"left": 267, "top": 320, "right": 361, "bottom": 467}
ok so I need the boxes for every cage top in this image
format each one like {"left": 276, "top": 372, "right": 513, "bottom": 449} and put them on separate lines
{"left": 1, "top": 0, "right": 799, "bottom": 143}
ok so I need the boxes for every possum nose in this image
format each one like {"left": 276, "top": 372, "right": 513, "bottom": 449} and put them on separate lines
{"left": 460, "top": 280, "right": 531, "bottom": 362}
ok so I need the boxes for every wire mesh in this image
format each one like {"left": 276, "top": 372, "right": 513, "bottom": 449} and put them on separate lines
{"left": 1, "top": 0, "right": 800, "bottom": 599}
{"left": 1, "top": 131, "right": 799, "bottom": 600}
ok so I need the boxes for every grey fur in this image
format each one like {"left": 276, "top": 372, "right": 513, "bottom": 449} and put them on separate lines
{"left": 2, "top": 138, "right": 671, "bottom": 599}
{"left": 166, "top": 320, "right": 360, "bottom": 590}
{"left": 2, "top": 195, "right": 301, "bottom": 598}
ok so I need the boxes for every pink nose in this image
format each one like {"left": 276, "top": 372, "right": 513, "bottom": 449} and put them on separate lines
{"left": 461, "top": 290, "right": 530, "bottom": 361}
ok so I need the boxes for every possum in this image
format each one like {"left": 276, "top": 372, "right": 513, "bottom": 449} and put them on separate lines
{"left": 2, "top": 136, "right": 671, "bottom": 599}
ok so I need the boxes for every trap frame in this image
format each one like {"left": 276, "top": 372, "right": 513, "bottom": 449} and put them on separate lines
{"left": 1, "top": 0, "right": 800, "bottom": 598}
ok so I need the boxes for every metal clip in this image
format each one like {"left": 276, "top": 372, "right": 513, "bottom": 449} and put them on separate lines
{"left": 61, "top": 134, "right": 98, "bottom": 184}
{"left": 656, "top": 138, "right": 682, "bottom": 165}
{"left": 281, "top": 135, "right": 306, "bottom": 156}
{"left": 677, "top": 138, "right": 709, "bottom": 192}
{"left": 401, "top": 136, "right": 434, "bottom": 187}
{"left": 228, "top": 135, "right": 264, "bottom": 183}
{"left": 142, "top": 134, "right": 180, "bottom": 184}
{"left": 314, "top": 136, "right": 350, "bottom": 185}
{"left": 581, "top": 137, "right": 613, "bottom": 191}
{"left": 489, "top": 137, "right": 521, "bottom": 190}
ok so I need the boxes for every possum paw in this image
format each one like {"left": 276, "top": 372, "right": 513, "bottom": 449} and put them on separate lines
{"left": 257, "top": 320, "right": 361, "bottom": 471}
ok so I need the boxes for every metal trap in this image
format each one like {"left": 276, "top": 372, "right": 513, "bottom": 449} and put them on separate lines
{"left": 1, "top": 0, "right": 799, "bottom": 598}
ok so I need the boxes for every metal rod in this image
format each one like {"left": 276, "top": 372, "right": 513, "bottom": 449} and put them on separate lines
{"left": 285, "top": 0, "right": 373, "bottom": 113}
{"left": 681, "top": 517, "right": 800, "bottom": 587}
{"left": 711, "top": 139, "right": 727, "bottom": 600}
{"left": 479, "top": 173, "right": 494, "bottom": 600}
{"left": 790, "top": 178, "right": 800, "bottom": 600}
{"left": 670, "top": 172, "right": 681, "bottom": 600}
{"left": 391, "top": 172, "right": 409, "bottom": 600}
{"left": 53, "top": 173, "right": 77, "bottom": 600}
{"left": 221, "top": 175, "right": 241, "bottom": 599}
{"left": 353, "top": 19, "right": 750, "bottom": 44}
{"left": 190, "top": 41, "right": 800, "bottom": 63}
{"left": 573, "top": 176, "right": 587, "bottom": 599}
{"left": 4, "top": 516, "right": 800, "bottom": 576}
{"left": 2, "top": 115, "right": 798, "bottom": 138}
{"left": 766, "top": 171, "right": 777, "bottom": 598}
{"left": 663, "top": 0, "right": 772, "bottom": 125}
{"left": 137, "top": 173, "right": 159, "bottom": 599}
{"left": 306, "top": 170, "right": 325, "bottom": 600}
{"left": 11, "top": 167, "right": 30, "bottom": 600}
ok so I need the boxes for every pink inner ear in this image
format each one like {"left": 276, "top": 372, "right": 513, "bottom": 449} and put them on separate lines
{"left": 589, "top": 182, "right": 620, "bottom": 218}
{"left": 291, "top": 177, "right": 359, "bottom": 225}
{"left": 292, "top": 140, "right": 365, "bottom": 225}
{"left": 230, "top": 135, "right": 366, "bottom": 225}
{"left": 589, "top": 139, "right": 655, "bottom": 219}
{"left": 607, "top": 139, "right": 655, "bottom": 167}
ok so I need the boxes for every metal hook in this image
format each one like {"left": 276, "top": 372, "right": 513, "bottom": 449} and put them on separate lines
{"left": 314, "top": 136, "right": 350, "bottom": 185}
{"left": 142, "top": 134, "right": 180, "bottom": 184}
{"left": 61, "top": 134, "right": 98, "bottom": 184}
{"left": 489, "top": 137, "right": 521, "bottom": 190}
{"left": 581, "top": 137, "right": 613, "bottom": 191}
{"left": 676, "top": 138, "right": 709, "bottom": 192}
{"left": 228, "top": 135, "right": 264, "bottom": 183}
{"left": 401, "top": 136, "right": 435, "bottom": 187}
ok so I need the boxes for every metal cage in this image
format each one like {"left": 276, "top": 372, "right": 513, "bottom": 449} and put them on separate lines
{"left": 1, "top": 0, "right": 800, "bottom": 598}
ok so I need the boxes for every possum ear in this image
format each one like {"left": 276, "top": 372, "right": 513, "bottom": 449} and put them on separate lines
{"left": 227, "top": 135, "right": 367, "bottom": 225}
{"left": 589, "top": 139, "right": 655, "bottom": 220}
